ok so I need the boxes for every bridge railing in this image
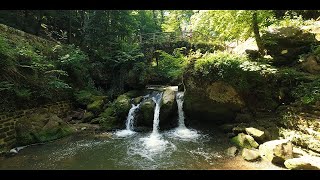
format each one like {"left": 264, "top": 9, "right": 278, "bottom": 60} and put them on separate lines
{"left": 137, "top": 31, "right": 193, "bottom": 44}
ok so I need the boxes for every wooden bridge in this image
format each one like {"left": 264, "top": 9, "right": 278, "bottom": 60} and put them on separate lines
{"left": 136, "top": 31, "right": 213, "bottom": 44}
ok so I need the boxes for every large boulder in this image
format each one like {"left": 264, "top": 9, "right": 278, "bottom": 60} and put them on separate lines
{"left": 300, "top": 55, "right": 320, "bottom": 74}
{"left": 159, "top": 88, "right": 178, "bottom": 129}
{"left": 259, "top": 139, "right": 293, "bottom": 165}
{"left": 16, "top": 112, "right": 75, "bottom": 145}
{"left": 136, "top": 99, "right": 155, "bottom": 127}
{"left": 184, "top": 80, "right": 245, "bottom": 124}
{"left": 231, "top": 133, "right": 259, "bottom": 149}
{"left": 92, "top": 93, "right": 132, "bottom": 130}
{"left": 284, "top": 156, "right": 320, "bottom": 170}
{"left": 261, "top": 26, "right": 318, "bottom": 66}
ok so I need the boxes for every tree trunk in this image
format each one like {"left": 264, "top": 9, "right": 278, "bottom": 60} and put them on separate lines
{"left": 152, "top": 10, "right": 158, "bottom": 27}
{"left": 35, "top": 10, "right": 42, "bottom": 36}
{"left": 252, "top": 11, "right": 265, "bottom": 55}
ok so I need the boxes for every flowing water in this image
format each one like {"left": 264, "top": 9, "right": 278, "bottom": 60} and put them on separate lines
{"left": 172, "top": 92, "right": 199, "bottom": 140}
{"left": 0, "top": 90, "right": 284, "bottom": 170}
{"left": 0, "top": 127, "right": 283, "bottom": 170}
{"left": 115, "top": 103, "right": 141, "bottom": 137}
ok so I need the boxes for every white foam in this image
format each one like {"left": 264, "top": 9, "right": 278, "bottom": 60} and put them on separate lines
{"left": 115, "top": 130, "right": 136, "bottom": 137}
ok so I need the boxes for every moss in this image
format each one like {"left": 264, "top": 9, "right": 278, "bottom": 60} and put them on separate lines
{"left": 231, "top": 133, "right": 259, "bottom": 149}
{"left": 87, "top": 100, "right": 104, "bottom": 114}
{"left": 92, "top": 106, "right": 121, "bottom": 130}
{"left": 17, "top": 124, "right": 75, "bottom": 146}
{"left": 113, "top": 94, "right": 131, "bottom": 120}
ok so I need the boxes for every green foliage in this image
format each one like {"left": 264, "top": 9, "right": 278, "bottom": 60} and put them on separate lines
{"left": 156, "top": 48, "right": 188, "bottom": 81}
{"left": 189, "top": 10, "right": 275, "bottom": 42}
{"left": 292, "top": 79, "right": 320, "bottom": 105}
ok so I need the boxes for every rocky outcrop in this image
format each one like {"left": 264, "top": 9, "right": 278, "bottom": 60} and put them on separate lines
{"left": 159, "top": 88, "right": 178, "bottom": 128}
{"left": 261, "top": 26, "right": 318, "bottom": 66}
{"left": 16, "top": 112, "right": 75, "bottom": 145}
{"left": 184, "top": 80, "right": 245, "bottom": 124}
{"left": 242, "top": 148, "right": 261, "bottom": 161}
{"left": 300, "top": 55, "right": 320, "bottom": 74}
{"left": 136, "top": 99, "right": 155, "bottom": 127}
{"left": 259, "top": 139, "right": 293, "bottom": 165}
{"left": 231, "top": 133, "right": 259, "bottom": 149}
{"left": 92, "top": 92, "right": 132, "bottom": 130}
{"left": 284, "top": 156, "right": 320, "bottom": 170}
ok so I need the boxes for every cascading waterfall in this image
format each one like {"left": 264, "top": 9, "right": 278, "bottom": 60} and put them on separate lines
{"left": 172, "top": 91, "right": 199, "bottom": 140}
{"left": 115, "top": 103, "right": 142, "bottom": 137}
{"left": 138, "top": 91, "right": 175, "bottom": 156}
{"left": 126, "top": 103, "right": 140, "bottom": 131}
{"left": 176, "top": 92, "right": 186, "bottom": 129}
{"left": 115, "top": 94, "right": 150, "bottom": 137}
{"left": 151, "top": 92, "right": 163, "bottom": 136}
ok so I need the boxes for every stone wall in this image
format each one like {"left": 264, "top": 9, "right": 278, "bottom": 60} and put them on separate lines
{"left": 0, "top": 101, "right": 73, "bottom": 152}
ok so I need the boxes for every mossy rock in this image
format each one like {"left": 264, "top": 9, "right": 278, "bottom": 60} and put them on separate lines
{"left": 91, "top": 95, "right": 108, "bottom": 102}
{"left": 113, "top": 94, "right": 131, "bottom": 120}
{"left": 231, "top": 133, "right": 259, "bottom": 149}
{"left": 94, "top": 107, "right": 121, "bottom": 130}
{"left": 133, "top": 96, "right": 143, "bottom": 105}
{"left": 87, "top": 100, "right": 104, "bottom": 114}
{"left": 136, "top": 99, "right": 155, "bottom": 127}
{"left": 16, "top": 113, "right": 75, "bottom": 146}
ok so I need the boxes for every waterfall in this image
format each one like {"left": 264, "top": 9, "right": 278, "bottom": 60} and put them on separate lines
{"left": 176, "top": 92, "right": 186, "bottom": 129}
{"left": 115, "top": 102, "right": 142, "bottom": 137}
{"left": 172, "top": 91, "right": 199, "bottom": 140}
{"left": 151, "top": 92, "right": 163, "bottom": 136}
{"left": 125, "top": 104, "right": 140, "bottom": 131}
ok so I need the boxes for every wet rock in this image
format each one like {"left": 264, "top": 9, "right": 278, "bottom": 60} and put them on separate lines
{"left": 136, "top": 99, "right": 155, "bottom": 127}
{"left": 259, "top": 139, "right": 293, "bottom": 165}
{"left": 160, "top": 87, "right": 178, "bottom": 128}
{"left": 231, "top": 133, "right": 259, "bottom": 149}
{"left": 284, "top": 156, "right": 320, "bottom": 170}
{"left": 245, "top": 127, "right": 266, "bottom": 142}
{"left": 242, "top": 148, "right": 261, "bottom": 162}
{"left": 226, "top": 146, "right": 238, "bottom": 157}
